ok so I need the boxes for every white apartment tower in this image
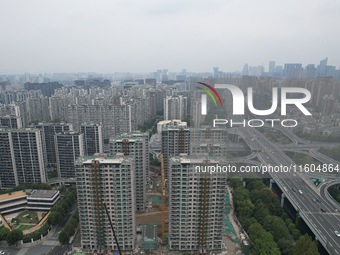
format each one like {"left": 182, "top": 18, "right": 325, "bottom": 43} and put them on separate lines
{"left": 110, "top": 131, "right": 149, "bottom": 212}
{"left": 163, "top": 95, "right": 187, "bottom": 120}
{"left": 161, "top": 126, "right": 230, "bottom": 172}
{"left": 76, "top": 154, "right": 135, "bottom": 253}
{"left": 0, "top": 128, "right": 47, "bottom": 188}
{"left": 169, "top": 155, "right": 227, "bottom": 253}
{"left": 68, "top": 104, "right": 132, "bottom": 140}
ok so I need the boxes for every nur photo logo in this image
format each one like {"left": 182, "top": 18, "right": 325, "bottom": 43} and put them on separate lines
{"left": 196, "top": 82, "right": 222, "bottom": 115}
{"left": 197, "top": 82, "right": 312, "bottom": 128}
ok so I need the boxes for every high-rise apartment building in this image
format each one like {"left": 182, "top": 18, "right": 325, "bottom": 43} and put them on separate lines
{"left": 110, "top": 131, "right": 149, "bottom": 212}
{"left": 0, "top": 104, "right": 25, "bottom": 128}
{"left": 36, "top": 122, "right": 73, "bottom": 166}
{"left": 26, "top": 96, "right": 50, "bottom": 123}
{"left": 269, "top": 61, "right": 276, "bottom": 74}
{"left": 76, "top": 154, "right": 135, "bottom": 253}
{"left": 317, "top": 57, "right": 328, "bottom": 76}
{"left": 161, "top": 126, "right": 190, "bottom": 175}
{"left": 50, "top": 95, "right": 75, "bottom": 122}
{"left": 68, "top": 104, "right": 132, "bottom": 139}
{"left": 168, "top": 155, "right": 227, "bottom": 253}
{"left": 81, "top": 122, "right": 103, "bottom": 156}
{"left": 24, "top": 82, "right": 63, "bottom": 97}
{"left": 163, "top": 96, "right": 187, "bottom": 120}
{"left": 0, "top": 128, "right": 47, "bottom": 188}
{"left": 283, "top": 63, "right": 303, "bottom": 79}
{"left": 55, "top": 131, "right": 84, "bottom": 178}
{"left": 0, "top": 115, "right": 23, "bottom": 129}
{"left": 161, "top": 126, "right": 229, "bottom": 174}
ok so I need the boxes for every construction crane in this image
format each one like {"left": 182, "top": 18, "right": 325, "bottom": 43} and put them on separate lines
{"left": 160, "top": 153, "right": 166, "bottom": 244}
{"left": 103, "top": 201, "right": 123, "bottom": 255}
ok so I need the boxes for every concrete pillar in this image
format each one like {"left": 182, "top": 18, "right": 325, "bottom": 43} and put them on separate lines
{"left": 281, "top": 193, "right": 286, "bottom": 208}
{"left": 269, "top": 179, "right": 275, "bottom": 189}
{"left": 31, "top": 238, "right": 33, "bottom": 243}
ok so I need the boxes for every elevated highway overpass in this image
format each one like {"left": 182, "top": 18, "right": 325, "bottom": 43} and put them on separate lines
{"left": 237, "top": 127, "right": 340, "bottom": 254}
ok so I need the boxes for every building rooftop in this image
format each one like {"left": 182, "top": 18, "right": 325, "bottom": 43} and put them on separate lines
{"left": 142, "top": 224, "right": 157, "bottom": 241}
{"left": 36, "top": 122, "right": 71, "bottom": 126}
{"left": 0, "top": 191, "right": 27, "bottom": 201}
{"left": 170, "top": 154, "right": 227, "bottom": 164}
{"left": 76, "top": 153, "right": 132, "bottom": 165}
{"left": 56, "top": 131, "right": 82, "bottom": 135}
{"left": 80, "top": 122, "right": 101, "bottom": 127}
{"left": 0, "top": 128, "right": 39, "bottom": 132}
{"left": 111, "top": 136, "right": 143, "bottom": 142}
{"left": 28, "top": 190, "right": 59, "bottom": 199}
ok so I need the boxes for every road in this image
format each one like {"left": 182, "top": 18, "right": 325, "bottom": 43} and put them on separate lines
{"left": 237, "top": 126, "right": 340, "bottom": 254}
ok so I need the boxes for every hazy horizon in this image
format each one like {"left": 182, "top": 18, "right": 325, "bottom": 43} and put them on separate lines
{"left": 1, "top": 0, "right": 339, "bottom": 73}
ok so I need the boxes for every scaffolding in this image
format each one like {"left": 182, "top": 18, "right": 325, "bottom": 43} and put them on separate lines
{"left": 160, "top": 153, "right": 167, "bottom": 244}
{"left": 122, "top": 138, "right": 129, "bottom": 155}
{"left": 91, "top": 160, "right": 105, "bottom": 249}
{"left": 199, "top": 171, "right": 209, "bottom": 255}
{"left": 178, "top": 127, "right": 185, "bottom": 153}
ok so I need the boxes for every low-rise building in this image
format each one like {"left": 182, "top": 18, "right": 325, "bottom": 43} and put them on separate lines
{"left": 0, "top": 190, "right": 60, "bottom": 215}
{"left": 27, "top": 190, "right": 60, "bottom": 211}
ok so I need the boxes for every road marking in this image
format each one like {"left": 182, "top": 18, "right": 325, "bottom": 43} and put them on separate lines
{"left": 16, "top": 248, "right": 29, "bottom": 255}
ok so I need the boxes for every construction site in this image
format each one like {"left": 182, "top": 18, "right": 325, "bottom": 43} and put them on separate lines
{"left": 134, "top": 144, "right": 243, "bottom": 255}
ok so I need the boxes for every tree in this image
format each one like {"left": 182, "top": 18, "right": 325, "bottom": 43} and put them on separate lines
{"left": 228, "top": 179, "right": 243, "bottom": 189}
{"left": 246, "top": 179, "right": 266, "bottom": 191}
{"left": 6, "top": 229, "right": 23, "bottom": 245}
{"left": 0, "top": 227, "right": 9, "bottom": 241}
{"left": 241, "top": 217, "right": 257, "bottom": 231}
{"left": 251, "top": 232, "right": 281, "bottom": 255}
{"left": 58, "top": 231, "right": 69, "bottom": 245}
{"left": 293, "top": 234, "right": 319, "bottom": 255}
{"left": 253, "top": 201, "right": 270, "bottom": 225}
{"left": 235, "top": 199, "right": 254, "bottom": 219}
{"left": 48, "top": 211, "right": 62, "bottom": 226}
{"left": 278, "top": 238, "right": 294, "bottom": 255}
{"left": 262, "top": 215, "right": 291, "bottom": 242}
{"left": 250, "top": 188, "right": 281, "bottom": 216}
{"left": 247, "top": 223, "right": 266, "bottom": 240}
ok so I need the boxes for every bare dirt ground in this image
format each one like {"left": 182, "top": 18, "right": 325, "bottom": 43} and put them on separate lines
{"left": 136, "top": 208, "right": 169, "bottom": 237}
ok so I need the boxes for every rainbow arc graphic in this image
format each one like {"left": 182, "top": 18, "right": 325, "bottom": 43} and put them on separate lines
{"left": 197, "top": 82, "right": 223, "bottom": 115}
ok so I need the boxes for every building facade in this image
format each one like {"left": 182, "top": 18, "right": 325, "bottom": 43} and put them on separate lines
{"left": 161, "top": 126, "right": 190, "bottom": 175}
{"left": 55, "top": 131, "right": 84, "bottom": 178}
{"left": 168, "top": 155, "right": 227, "bottom": 253}
{"left": 76, "top": 154, "right": 135, "bottom": 253}
{"left": 164, "top": 96, "right": 187, "bottom": 121}
{"left": 0, "top": 128, "right": 47, "bottom": 188}
{"left": 110, "top": 132, "right": 149, "bottom": 212}
{"left": 81, "top": 122, "right": 103, "bottom": 156}
{"left": 36, "top": 122, "right": 73, "bottom": 166}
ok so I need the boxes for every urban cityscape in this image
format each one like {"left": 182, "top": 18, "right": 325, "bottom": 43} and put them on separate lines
{"left": 0, "top": 56, "right": 339, "bottom": 255}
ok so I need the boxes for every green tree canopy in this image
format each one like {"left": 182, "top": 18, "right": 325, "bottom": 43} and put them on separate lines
{"left": 58, "top": 230, "right": 69, "bottom": 245}
{"left": 6, "top": 229, "right": 23, "bottom": 245}
{"left": 0, "top": 227, "right": 9, "bottom": 241}
{"left": 293, "top": 234, "right": 319, "bottom": 255}
{"left": 252, "top": 233, "right": 281, "bottom": 255}
{"left": 262, "top": 215, "right": 292, "bottom": 242}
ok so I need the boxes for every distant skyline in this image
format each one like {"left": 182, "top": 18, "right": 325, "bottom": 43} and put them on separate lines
{"left": 1, "top": 0, "right": 340, "bottom": 73}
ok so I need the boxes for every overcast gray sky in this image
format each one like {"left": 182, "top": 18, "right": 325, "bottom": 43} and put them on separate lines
{"left": 0, "top": 0, "right": 339, "bottom": 74}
